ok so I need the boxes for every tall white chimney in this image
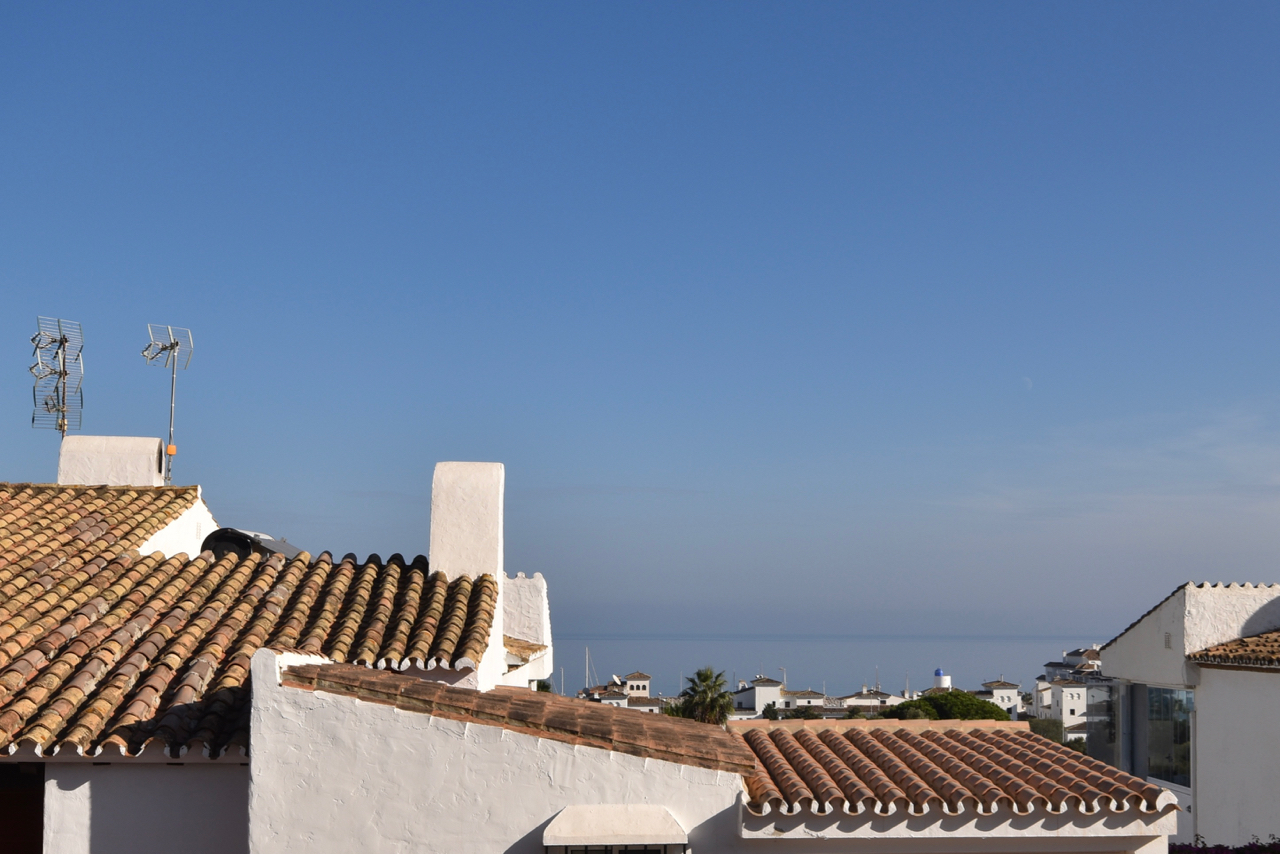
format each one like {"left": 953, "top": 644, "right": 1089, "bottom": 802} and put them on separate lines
{"left": 429, "top": 462, "right": 506, "bottom": 691}
{"left": 429, "top": 462, "right": 505, "bottom": 579}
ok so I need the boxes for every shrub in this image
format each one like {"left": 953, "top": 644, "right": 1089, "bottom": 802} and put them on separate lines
{"left": 881, "top": 692, "right": 1009, "bottom": 722}
{"left": 1027, "top": 717, "right": 1065, "bottom": 743}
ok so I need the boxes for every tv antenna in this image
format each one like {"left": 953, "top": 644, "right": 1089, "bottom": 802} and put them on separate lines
{"left": 140, "top": 324, "right": 193, "bottom": 485}
{"left": 29, "top": 317, "right": 84, "bottom": 437}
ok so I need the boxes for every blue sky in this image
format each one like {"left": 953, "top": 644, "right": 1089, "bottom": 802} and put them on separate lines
{"left": 3, "top": 3, "right": 1280, "bottom": 692}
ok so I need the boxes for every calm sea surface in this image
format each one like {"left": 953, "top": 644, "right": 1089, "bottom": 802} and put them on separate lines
{"left": 550, "top": 634, "right": 1093, "bottom": 699}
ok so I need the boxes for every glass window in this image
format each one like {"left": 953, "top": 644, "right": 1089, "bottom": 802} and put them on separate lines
{"left": 1147, "top": 687, "right": 1193, "bottom": 787}
{"left": 1085, "top": 684, "right": 1119, "bottom": 768}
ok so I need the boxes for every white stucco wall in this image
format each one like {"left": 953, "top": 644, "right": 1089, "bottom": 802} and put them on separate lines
{"left": 1193, "top": 666, "right": 1280, "bottom": 848}
{"left": 43, "top": 762, "right": 248, "bottom": 854}
{"left": 1103, "top": 588, "right": 1192, "bottom": 687}
{"left": 137, "top": 493, "right": 219, "bottom": 559}
{"left": 248, "top": 650, "right": 742, "bottom": 854}
{"left": 57, "top": 436, "right": 165, "bottom": 487}
{"left": 1104, "top": 584, "right": 1280, "bottom": 687}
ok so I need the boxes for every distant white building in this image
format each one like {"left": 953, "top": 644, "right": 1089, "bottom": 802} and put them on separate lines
{"left": 578, "top": 671, "right": 657, "bottom": 709}
{"left": 973, "top": 679, "right": 1023, "bottom": 718}
{"left": 731, "top": 676, "right": 783, "bottom": 718}
{"left": 839, "top": 686, "right": 907, "bottom": 714}
{"left": 782, "top": 689, "right": 825, "bottom": 710}
{"left": 1034, "top": 647, "right": 1105, "bottom": 731}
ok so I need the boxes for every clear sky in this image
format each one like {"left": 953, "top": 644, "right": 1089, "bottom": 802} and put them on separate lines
{"left": 3, "top": 3, "right": 1280, "bottom": 693}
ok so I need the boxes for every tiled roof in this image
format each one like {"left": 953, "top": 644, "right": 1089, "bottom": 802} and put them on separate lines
{"left": 0, "top": 547, "right": 497, "bottom": 758}
{"left": 627, "top": 696, "right": 664, "bottom": 708}
{"left": 1188, "top": 629, "right": 1280, "bottom": 669}
{"left": 982, "top": 680, "right": 1019, "bottom": 689}
{"left": 739, "top": 725, "right": 1174, "bottom": 817}
{"left": 623, "top": 671, "right": 650, "bottom": 680}
{"left": 782, "top": 689, "right": 824, "bottom": 698}
{"left": 283, "top": 663, "right": 757, "bottom": 774}
{"left": 751, "top": 676, "right": 782, "bottom": 686}
{"left": 0, "top": 483, "right": 198, "bottom": 579}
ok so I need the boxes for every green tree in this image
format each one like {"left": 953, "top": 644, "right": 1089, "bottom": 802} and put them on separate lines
{"left": 762, "top": 702, "right": 779, "bottom": 721}
{"left": 535, "top": 680, "right": 553, "bottom": 693}
{"left": 784, "top": 705, "right": 823, "bottom": 720}
{"left": 881, "top": 692, "right": 1009, "bottom": 722}
{"left": 844, "top": 707, "right": 865, "bottom": 719}
{"left": 676, "top": 666, "right": 734, "bottom": 725}
{"left": 1027, "top": 717, "right": 1065, "bottom": 743}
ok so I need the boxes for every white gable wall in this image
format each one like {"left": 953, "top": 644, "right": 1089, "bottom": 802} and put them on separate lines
{"left": 1103, "top": 588, "right": 1192, "bottom": 687}
{"left": 137, "top": 492, "right": 219, "bottom": 560}
{"left": 1104, "top": 584, "right": 1280, "bottom": 687}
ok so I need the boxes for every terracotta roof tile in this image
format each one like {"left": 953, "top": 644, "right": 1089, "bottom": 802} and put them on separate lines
{"left": 284, "top": 662, "right": 756, "bottom": 775}
{"left": 0, "top": 490, "right": 500, "bottom": 759}
{"left": 739, "top": 723, "right": 1175, "bottom": 817}
{"left": 0, "top": 483, "right": 197, "bottom": 596}
{"left": 1189, "top": 628, "right": 1280, "bottom": 669}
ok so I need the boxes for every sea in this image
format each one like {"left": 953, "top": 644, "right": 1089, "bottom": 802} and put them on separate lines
{"left": 550, "top": 633, "right": 1091, "bottom": 699}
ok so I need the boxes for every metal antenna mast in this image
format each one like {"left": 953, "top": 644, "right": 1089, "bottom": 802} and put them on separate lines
{"left": 29, "top": 317, "right": 84, "bottom": 437}
{"left": 140, "top": 325, "right": 194, "bottom": 485}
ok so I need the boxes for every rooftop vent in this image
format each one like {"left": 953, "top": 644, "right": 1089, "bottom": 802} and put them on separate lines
{"left": 57, "top": 436, "right": 164, "bottom": 487}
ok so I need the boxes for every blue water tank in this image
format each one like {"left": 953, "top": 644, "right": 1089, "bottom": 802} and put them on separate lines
{"left": 934, "top": 668, "right": 944, "bottom": 677}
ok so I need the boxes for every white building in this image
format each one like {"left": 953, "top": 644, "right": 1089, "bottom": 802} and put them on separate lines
{"left": 839, "top": 685, "right": 908, "bottom": 714}
{"left": 730, "top": 675, "right": 783, "bottom": 717}
{"left": 1034, "top": 647, "right": 1105, "bottom": 732}
{"left": 1094, "top": 581, "right": 1280, "bottom": 847}
{"left": 974, "top": 679, "right": 1023, "bottom": 718}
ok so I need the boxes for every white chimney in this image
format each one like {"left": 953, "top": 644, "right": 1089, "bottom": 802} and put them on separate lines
{"left": 428, "top": 462, "right": 506, "bottom": 691}
{"left": 429, "top": 462, "right": 505, "bottom": 579}
{"left": 57, "top": 436, "right": 164, "bottom": 487}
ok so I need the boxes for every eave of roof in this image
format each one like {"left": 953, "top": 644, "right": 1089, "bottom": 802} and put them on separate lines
{"left": 738, "top": 723, "right": 1175, "bottom": 818}
{"left": 1188, "top": 628, "right": 1280, "bottom": 670}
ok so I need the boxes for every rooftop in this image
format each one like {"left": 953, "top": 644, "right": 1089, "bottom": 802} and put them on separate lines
{"left": 0, "top": 482, "right": 197, "bottom": 577}
{"left": 0, "top": 542, "right": 497, "bottom": 758}
{"left": 1189, "top": 628, "right": 1280, "bottom": 670}
{"left": 738, "top": 723, "right": 1173, "bottom": 817}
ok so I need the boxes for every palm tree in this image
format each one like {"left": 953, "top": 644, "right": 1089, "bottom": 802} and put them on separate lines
{"left": 677, "top": 666, "right": 733, "bottom": 725}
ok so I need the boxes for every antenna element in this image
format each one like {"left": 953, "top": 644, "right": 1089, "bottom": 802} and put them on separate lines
{"left": 29, "top": 317, "right": 84, "bottom": 437}
{"left": 141, "top": 324, "right": 194, "bottom": 485}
